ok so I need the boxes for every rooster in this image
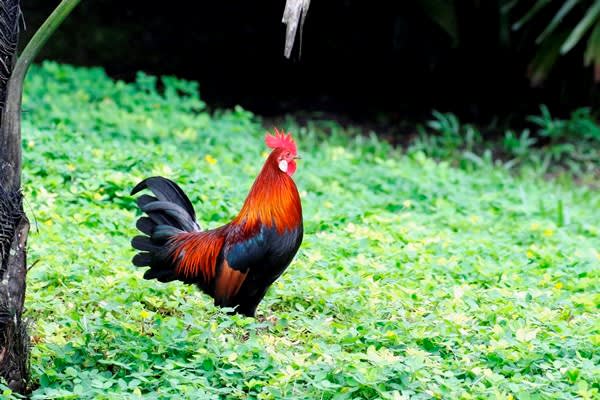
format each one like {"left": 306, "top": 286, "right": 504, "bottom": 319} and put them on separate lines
{"left": 130, "top": 129, "right": 303, "bottom": 317}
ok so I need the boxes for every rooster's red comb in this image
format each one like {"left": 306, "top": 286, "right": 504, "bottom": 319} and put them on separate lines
{"left": 265, "top": 128, "right": 297, "bottom": 155}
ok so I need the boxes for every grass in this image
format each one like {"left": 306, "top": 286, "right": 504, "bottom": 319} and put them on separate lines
{"left": 1, "top": 61, "right": 599, "bottom": 399}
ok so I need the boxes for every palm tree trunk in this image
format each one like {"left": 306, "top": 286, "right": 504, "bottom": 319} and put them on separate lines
{"left": 0, "top": 0, "right": 80, "bottom": 392}
{"left": 0, "top": 0, "right": 28, "bottom": 392}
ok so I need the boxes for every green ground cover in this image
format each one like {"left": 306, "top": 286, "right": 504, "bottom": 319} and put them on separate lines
{"left": 3, "top": 62, "right": 598, "bottom": 399}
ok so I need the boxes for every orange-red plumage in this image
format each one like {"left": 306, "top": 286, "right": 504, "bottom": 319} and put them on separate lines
{"left": 214, "top": 260, "right": 248, "bottom": 301}
{"left": 170, "top": 230, "right": 225, "bottom": 282}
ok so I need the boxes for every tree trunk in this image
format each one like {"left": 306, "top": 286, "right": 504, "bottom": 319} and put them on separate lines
{"left": 0, "top": 195, "right": 29, "bottom": 393}
{"left": 0, "top": 0, "right": 29, "bottom": 393}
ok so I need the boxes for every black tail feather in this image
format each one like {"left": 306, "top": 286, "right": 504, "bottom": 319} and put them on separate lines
{"left": 141, "top": 201, "right": 198, "bottom": 232}
{"left": 131, "top": 236, "right": 161, "bottom": 252}
{"left": 153, "top": 225, "right": 184, "bottom": 241}
{"left": 131, "top": 176, "right": 199, "bottom": 282}
{"left": 131, "top": 176, "right": 197, "bottom": 221}
{"left": 144, "top": 210, "right": 177, "bottom": 228}
{"left": 143, "top": 268, "right": 177, "bottom": 282}
{"left": 137, "top": 194, "right": 158, "bottom": 209}
{"left": 132, "top": 252, "right": 152, "bottom": 267}
{"left": 136, "top": 217, "right": 154, "bottom": 235}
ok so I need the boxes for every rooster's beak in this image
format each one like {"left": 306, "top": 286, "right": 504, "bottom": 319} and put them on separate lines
{"left": 294, "top": 155, "right": 302, "bottom": 160}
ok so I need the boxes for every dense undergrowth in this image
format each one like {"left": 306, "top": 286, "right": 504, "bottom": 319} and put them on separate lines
{"left": 1, "top": 62, "right": 599, "bottom": 399}
{"left": 408, "top": 109, "right": 600, "bottom": 186}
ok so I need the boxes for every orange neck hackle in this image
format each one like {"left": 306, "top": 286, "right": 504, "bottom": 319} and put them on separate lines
{"left": 233, "top": 150, "right": 302, "bottom": 234}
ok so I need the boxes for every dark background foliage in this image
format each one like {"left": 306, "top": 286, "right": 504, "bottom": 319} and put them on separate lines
{"left": 20, "top": 0, "right": 599, "bottom": 126}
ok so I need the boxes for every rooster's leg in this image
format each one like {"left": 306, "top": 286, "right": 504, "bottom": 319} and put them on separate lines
{"left": 235, "top": 285, "right": 270, "bottom": 318}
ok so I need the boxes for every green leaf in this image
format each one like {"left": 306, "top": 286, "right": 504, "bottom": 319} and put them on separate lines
{"left": 584, "top": 20, "right": 600, "bottom": 65}
{"left": 528, "top": 31, "right": 569, "bottom": 85}
{"left": 416, "top": 0, "right": 459, "bottom": 44}
{"left": 561, "top": 1, "right": 600, "bottom": 54}
{"left": 536, "top": 0, "right": 580, "bottom": 43}
{"left": 512, "top": 0, "right": 552, "bottom": 31}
